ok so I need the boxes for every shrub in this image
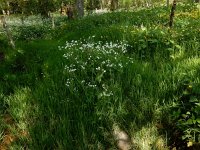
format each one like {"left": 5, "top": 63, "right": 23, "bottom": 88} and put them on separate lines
{"left": 14, "top": 25, "right": 51, "bottom": 41}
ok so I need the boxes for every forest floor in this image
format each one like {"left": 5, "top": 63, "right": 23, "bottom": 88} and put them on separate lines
{"left": 0, "top": 3, "right": 200, "bottom": 150}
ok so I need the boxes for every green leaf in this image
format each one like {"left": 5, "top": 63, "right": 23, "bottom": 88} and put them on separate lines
{"left": 148, "top": 39, "right": 158, "bottom": 43}
{"left": 182, "top": 114, "right": 188, "bottom": 119}
{"left": 175, "top": 44, "right": 182, "bottom": 50}
{"left": 196, "top": 118, "right": 200, "bottom": 124}
{"left": 189, "top": 97, "right": 198, "bottom": 103}
{"left": 186, "top": 119, "right": 193, "bottom": 125}
{"left": 141, "top": 44, "right": 147, "bottom": 49}
{"left": 169, "top": 40, "right": 175, "bottom": 44}
{"left": 96, "top": 72, "right": 104, "bottom": 83}
{"left": 167, "top": 48, "right": 174, "bottom": 51}
{"left": 195, "top": 103, "right": 200, "bottom": 107}
{"left": 186, "top": 111, "right": 191, "bottom": 115}
{"left": 182, "top": 134, "right": 192, "bottom": 140}
{"left": 193, "top": 120, "right": 197, "bottom": 124}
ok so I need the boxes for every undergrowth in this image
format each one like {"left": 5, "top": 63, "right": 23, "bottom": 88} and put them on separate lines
{"left": 0, "top": 3, "right": 200, "bottom": 149}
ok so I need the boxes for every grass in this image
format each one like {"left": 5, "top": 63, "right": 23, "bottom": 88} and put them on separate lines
{"left": 0, "top": 3, "right": 200, "bottom": 149}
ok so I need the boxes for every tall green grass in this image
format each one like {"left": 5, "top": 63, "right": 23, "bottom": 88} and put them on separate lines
{"left": 0, "top": 3, "right": 200, "bottom": 149}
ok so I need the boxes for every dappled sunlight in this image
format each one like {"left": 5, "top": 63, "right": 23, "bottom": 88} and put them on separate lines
{"left": 0, "top": 1, "right": 200, "bottom": 149}
{"left": 0, "top": 87, "right": 35, "bottom": 149}
{"left": 173, "top": 57, "right": 200, "bottom": 83}
{"left": 179, "top": 57, "right": 200, "bottom": 69}
{"left": 131, "top": 124, "right": 168, "bottom": 150}
{"left": 112, "top": 124, "right": 131, "bottom": 150}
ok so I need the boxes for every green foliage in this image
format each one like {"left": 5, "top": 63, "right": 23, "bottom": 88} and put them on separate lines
{"left": 15, "top": 25, "right": 50, "bottom": 41}
{"left": 176, "top": 2, "right": 198, "bottom": 12}
{"left": 63, "top": 7, "right": 169, "bottom": 32}
{"left": 86, "top": 0, "right": 100, "bottom": 11}
{"left": 0, "top": 37, "right": 9, "bottom": 50}
{"left": 125, "top": 26, "right": 173, "bottom": 60}
{"left": 0, "top": 3, "right": 200, "bottom": 149}
{"left": 170, "top": 82, "right": 200, "bottom": 146}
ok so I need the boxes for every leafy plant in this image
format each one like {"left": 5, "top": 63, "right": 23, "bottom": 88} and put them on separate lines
{"left": 170, "top": 82, "right": 200, "bottom": 147}
{"left": 14, "top": 25, "right": 50, "bottom": 41}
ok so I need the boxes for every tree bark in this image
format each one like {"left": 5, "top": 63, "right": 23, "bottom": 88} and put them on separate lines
{"left": 110, "top": 0, "right": 118, "bottom": 11}
{"left": 50, "top": 13, "right": 55, "bottom": 29}
{"left": 169, "top": 0, "right": 176, "bottom": 28}
{"left": 166, "top": 0, "right": 169, "bottom": 7}
{"left": 66, "top": 5, "right": 74, "bottom": 20}
{"left": 38, "top": 0, "right": 51, "bottom": 18}
{"left": 0, "top": 16, "right": 15, "bottom": 49}
{"left": 76, "top": 0, "right": 84, "bottom": 18}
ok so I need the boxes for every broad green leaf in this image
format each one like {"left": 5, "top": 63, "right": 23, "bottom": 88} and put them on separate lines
{"left": 196, "top": 118, "right": 200, "bottom": 124}
{"left": 186, "top": 119, "right": 193, "bottom": 125}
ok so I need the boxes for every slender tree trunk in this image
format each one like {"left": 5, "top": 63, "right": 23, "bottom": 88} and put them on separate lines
{"left": 0, "top": 5, "right": 3, "bottom": 14}
{"left": 166, "top": 0, "right": 169, "bottom": 7}
{"left": 51, "top": 13, "right": 55, "bottom": 29}
{"left": 60, "top": 2, "right": 63, "bottom": 15}
{"left": 0, "top": 16, "right": 15, "bottom": 49}
{"left": 76, "top": 0, "right": 84, "bottom": 17}
{"left": 110, "top": 0, "right": 118, "bottom": 11}
{"left": 6, "top": 1, "right": 10, "bottom": 15}
{"left": 21, "top": 16, "right": 25, "bottom": 25}
{"left": 66, "top": 6, "right": 74, "bottom": 20}
{"left": 60, "top": 6, "right": 63, "bottom": 15}
{"left": 39, "top": 0, "right": 50, "bottom": 18}
{"left": 21, "top": 12, "right": 25, "bottom": 25}
{"left": 169, "top": 0, "right": 176, "bottom": 28}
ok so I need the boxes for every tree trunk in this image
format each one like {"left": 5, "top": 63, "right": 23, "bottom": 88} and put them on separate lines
{"left": 169, "top": 0, "right": 176, "bottom": 28}
{"left": 66, "top": 5, "right": 74, "bottom": 20}
{"left": 0, "top": 16, "right": 15, "bottom": 49}
{"left": 6, "top": 1, "right": 10, "bottom": 15}
{"left": 39, "top": 0, "right": 51, "bottom": 18}
{"left": 166, "top": 0, "right": 169, "bottom": 7}
{"left": 76, "top": 0, "right": 84, "bottom": 18}
{"left": 50, "top": 13, "right": 55, "bottom": 29}
{"left": 110, "top": 0, "right": 118, "bottom": 11}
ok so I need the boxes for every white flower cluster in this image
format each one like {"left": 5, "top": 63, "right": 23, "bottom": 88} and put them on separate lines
{"left": 59, "top": 37, "right": 129, "bottom": 54}
{"left": 59, "top": 37, "right": 134, "bottom": 90}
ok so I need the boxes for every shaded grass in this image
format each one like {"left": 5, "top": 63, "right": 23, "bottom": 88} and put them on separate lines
{"left": 0, "top": 3, "right": 200, "bottom": 149}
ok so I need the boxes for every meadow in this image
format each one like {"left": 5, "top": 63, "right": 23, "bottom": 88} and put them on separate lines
{"left": 0, "top": 3, "right": 200, "bottom": 150}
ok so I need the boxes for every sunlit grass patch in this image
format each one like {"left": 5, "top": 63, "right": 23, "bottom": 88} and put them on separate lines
{"left": 173, "top": 57, "right": 200, "bottom": 84}
{"left": 131, "top": 124, "right": 168, "bottom": 150}
{"left": 3, "top": 87, "right": 34, "bottom": 144}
